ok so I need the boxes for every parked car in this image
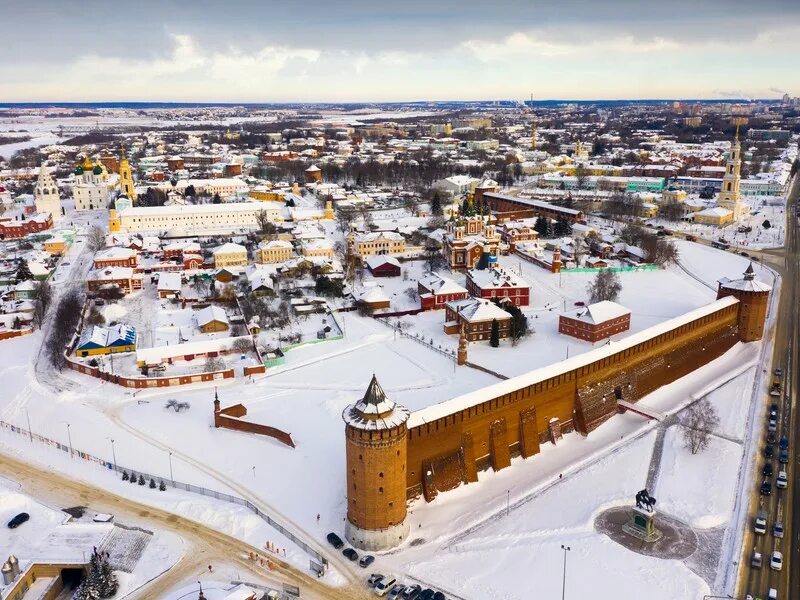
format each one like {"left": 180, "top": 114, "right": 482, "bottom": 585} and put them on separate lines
{"left": 751, "top": 550, "right": 762, "bottom": 568}
{"left": 768, "top": 419, "right": 777, "bottom": 432}
{"left": 387, "top": 585, "right": 407, "bottom": 600}
{"left": 777, "top": 470, "right": 788, "bottom": 489}
{"left": 433, "top": 592, "right": 446, "bottom": 600}
{"left": 402, "top": 584, "right": 423, "bottom": 599}
{"left": 770, "top": 551, "right": 783, "bottom": 571}
{"left": 326, "top": 532, "right": 344, "bottom": 549}
{"left": 767, "top": 431, "right": 777, "bottom": 444}
{"left": 375, "top": 576, "right": 398, "bottom": 597}
{"left": 773, "top": 521, "right": 784, "bottom": 538}
{"left": 685, "top": 234, "right": 697, "bottom": 242}
{"left": 574, "top": 301, "right": 585, "bottom": 307}
{"left": 764, "top": 444, "right": 774, "bottom": 458}
{"left": 760, "top": 479, "right": 772, "bottom": 496}
{"left": 359, "top": 555, "right": 375, "bottom": 568}
{"left": 754, "top": 510, "right": 767, "bottom": 534}
{"left": 7, "top": 512, "right": 29, "bottom": 529}
{"left": 368, "top": 574, "right": 384, "bottom": 589}
{"left": 779, "top": 436, "right": 789, "bottom": 450}
{"left": 763, "top": 463, "right": 774, "bottom": 477}
{"left": 778, "top": 449, "right": 789, "bottom": 464}
{"left": 343, "top": 548, "right": 359, "bottom": 561}
{"left": 418, "top": 590, "right": 435, "bottom": 600}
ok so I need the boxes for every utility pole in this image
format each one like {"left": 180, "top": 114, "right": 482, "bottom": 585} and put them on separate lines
{"left": 25, "top": 408, "right": 33, "bottom": 443}
{"left": 168, "top": 451, "right": 174, "bottom": 483}
{"left": 506, "top": 490, "right": 510, "bottom": 516}
{"left": 560, "top": 544, "right": 571, "bottom": 600}
{"left": 108, "top": 438, "right": 117, "bottom": 471}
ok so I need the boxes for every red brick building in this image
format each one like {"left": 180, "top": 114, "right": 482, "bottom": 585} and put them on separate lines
{"left": 0, "top": 213, "right": 53, "bottom": 239}
{"left": 86, "top": 267, "right": 143, "bottom": 295}
{"left": 559, "top": 301, "right": 631, "bottom": 342}
{"left": 93, "top": 247, "right": 138, "bottom": 269}
{"left": 466, "top": 266, "right": 530, "bottom": 307}
{"left": 418, "top": 272, "right": 469, "bottom": 310}
{"left": 443, "top": 298, "right": 511, "bottom": 341}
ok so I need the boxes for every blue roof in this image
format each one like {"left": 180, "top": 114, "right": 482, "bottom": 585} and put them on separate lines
{"left": 77, "top": 324, "right": 137, "bottom": 350}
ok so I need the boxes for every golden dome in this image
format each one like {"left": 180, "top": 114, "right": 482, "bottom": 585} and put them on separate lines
{"left": 81, "top": 154, "right": 93, "bottom": 170}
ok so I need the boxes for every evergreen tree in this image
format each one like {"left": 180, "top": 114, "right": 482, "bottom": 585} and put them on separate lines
{"left": 763, "top": 220, "right": 772, "bottom": 229}
{"left": 15, "top": 259, "right": 33, "bottom": 282}
{"left": 98, "top": 556, "right": 119, "bottom": 597}
{"left": 476, "top": 252, "right": 490, "bottom": 270}
{"left": 553, "top": 217, "right": 573, "bottom": 237}
{"left": 149, "top": 478, "right": 156, "bottom": 489}
{"left": 212, "top": 193, "right": 222, "bottom": 204}
{"left": 534, "top": 216, "right": 550, "bottom": 237}
{"left": 138, "top": 474, "right": 146, "bottom": 485}
{"left": 159, "top": 480, "right": 167, "bottom": 491}
{"left": 489, "top": 319, "right": 500, "bottom": 347}
{"left": 130, "top": 472, "right": 138, "bottom": 484}
{"left": 430, "top": 192, "right": 443, "bottom": 216}
{"left": 506, "top": 304, "right": 529, "bottom": 346}
{"left": 121, "top": 471, "right": 129, "bottom": 481}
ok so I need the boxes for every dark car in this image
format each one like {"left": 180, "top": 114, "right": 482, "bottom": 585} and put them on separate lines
{"left": 779, "top": 450, "right": 789, "bottom": 464}
{"left": 775, "top": 368, "right": 783, "bottom": 377}
{"left": 402, "top": 584, "right": 423, "bottom": 599}
{"left": 770, "top": 403, "right": 779, "bottom": 413}
{"left": 779, "top": 436, "right": 789, "bottom": 450}
{"left": 433, "top": 592, "right": 446, "bottom": 600}
{"left": 359, "top": 554, "right": 375, "bottom": 568}
{"left": 739, "top": 251, "right": 749, "bottom": 257}
{"left": 763, "top": 463, "right": 774, "bottom": 477}
{"left": 342, "top": 548, "right": 358, "bottom": 561}
{"left": 760, "top": 479, "right": 772, "bottom": 496}
{"left": 7, "top": 512, "right": 29, "bottom": 529}
{"left": 418, "top": 590, "right": 435, "bottom": 600}
{"left": 326, "top": 532, "right": 344, "bottom": 549}
{"left": 765, "top": 445, "right": 774, "bottom": 458}
{"left": 767, "top": 432, "right": 777, "bottom": 445}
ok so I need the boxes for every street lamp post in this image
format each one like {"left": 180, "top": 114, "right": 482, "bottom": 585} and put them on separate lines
{"left": 108, "top": 438, "right": 117, "bottom": 471}
{"left": 66, "top": 423, "right": 73, "bottom": 459}
{"left": 560, "top": 544, "right": 571, "bottom": 600}
{"left": 506, "top": 490, "right": 510, "bottom": 516}
{"left": 168, "top": 451, "right": 174, "bottom": 483}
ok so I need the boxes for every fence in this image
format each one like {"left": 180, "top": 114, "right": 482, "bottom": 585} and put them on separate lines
{"left": 0, "top": 419, "right": 325, "bottom": 565}
{"left": 560, "top": 264, "right": 659, "bottom": 274}
{"left": 378, "top": 318, "right": 457, "bottom": 361}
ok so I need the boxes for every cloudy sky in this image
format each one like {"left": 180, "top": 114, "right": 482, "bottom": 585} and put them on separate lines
{"left": 2, "top": 0, "right": 799, "bottom": 102}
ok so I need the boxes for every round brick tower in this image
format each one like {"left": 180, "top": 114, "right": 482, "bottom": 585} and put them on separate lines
{"left": 716, "top": 263, "right": 771, "bottom": 342}
{"left": 342, "top": 375, "right": 410, "bottom": 551}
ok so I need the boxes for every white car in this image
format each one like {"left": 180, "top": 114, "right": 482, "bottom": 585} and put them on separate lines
{"left": 770, "top": 550, "right": 783, "bottom": 571}
{"left": 776, "top": 470, "right": 788, "bottom": 488}
{"left": 374, "top": 576, "right": 397, "bottom": 597}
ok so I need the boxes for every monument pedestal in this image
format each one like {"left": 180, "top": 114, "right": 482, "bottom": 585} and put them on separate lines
{"left": 622, "top": 506, "right": 662, "bottom": 543}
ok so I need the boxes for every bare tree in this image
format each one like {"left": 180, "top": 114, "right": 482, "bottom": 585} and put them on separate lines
{"left": 32, "top": 280, "right": 54, "bottom": 329}
{"left": 255, "top": 209, "right": 277, "bottom": 236}
{"left": 47, "top": 288, "right": 85, "bottom": 369}
{"left": 231, "top": 337, "right": 254, "bottom": 353}
{"left": 681, "top": 398, "right": 720, "bottom": 455}
{"left": 586, "top": 269, "right": 622, "bottom": 304}
{"left": 203, "top": 356, "right": 225, "bottom": 372}
{"left": 86, "top": 225, "right": 106, "bottom": 252}
{"left": 574, "top": 164, "right": 589, "bottom": 191}
{"left": 165, "top": 399, "right": 191, "bottom": 412}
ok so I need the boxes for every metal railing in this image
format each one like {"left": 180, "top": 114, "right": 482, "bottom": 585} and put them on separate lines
{"left": 0, "top": 420, "right": 324, "bottom": 564}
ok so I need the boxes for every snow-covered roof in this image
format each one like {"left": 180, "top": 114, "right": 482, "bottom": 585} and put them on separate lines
{"left": 195, "top": 305, "right": 229, "bottom": 327}
{"left": 157, "top": 272, "right": 182, "bottom": 291}
{"left": 446, "top": 298, "right": 511, "bottom": 323}
{"left": 136, "top": 335, "right": 249, "bottom": 365}
{"left": 342, "top": 375, "right": 410, "bottom": 430}
{"left": 718, "top": 264, "right": 772, "bottom": 293}
{"left": 366, "top": 255, "right": 401, "bottom": 270}
{"left": 77, "top": 324, "right": 136, "bottom": 350}
{"left": 419, "top": 272, "right": 467, "bottom": 296}
{"left": 95, "top": 247, "right": 136, "bottom": 260}
{"left": 354, "top": 230, "right": 403, "bottom": 243}
{"left": 467, "top": 266, "right": 529, "bottom": 290}
{"left": 214, "top": 242, "right": 247, "bottom": 255}
{"left": 409, "top": 295, "right": 740, "bottom": 427}
{"left": 563, "top": 300, "right": 630, "bottom": 324}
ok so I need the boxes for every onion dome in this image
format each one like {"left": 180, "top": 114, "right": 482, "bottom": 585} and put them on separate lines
{"left": 74, "top": 166, "right": 84, "bottom": 175}
{"left": 81, "top": 154, "right": 93, "bottom": 170}
{"left": 93, "top": 164, "right": 103, "bottom": 175}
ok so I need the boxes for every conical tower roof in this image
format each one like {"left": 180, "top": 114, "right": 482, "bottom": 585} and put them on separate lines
{"left": 343, "top": 374, "right": 409, "bottom": 430}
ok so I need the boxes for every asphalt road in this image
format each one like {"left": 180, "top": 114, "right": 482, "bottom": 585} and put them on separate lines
{"left": 737, "top": 173, "right": 799, "bottom": 600}
{"left": 0, "top": 452, "right": 370, "bottom": 600}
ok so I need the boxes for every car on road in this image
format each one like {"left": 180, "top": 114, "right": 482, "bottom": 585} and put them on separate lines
{"left": 768, "top": 588, "right": 778, "bottom": 600}
{"left": 343, "top": 548, "right": 359, "bottom": 561}
{"left": 769, "top": 406, "right": 778, "bottom": 419}
{"left": 768, "top": 419, "right": 777, "bottom": 432}
{"left": 770, "top": 551, "right": 783, "bottom": 571}
{"left": 760, "top": 479, "right": 772, "bottom": 496}
{"left": 326, "top": 532, "right": 344, "bottom": 549}
{"left": 762, "top": 463, "right": 773, "bottom": 477}
{"left": 767, "top": 431, "right": 777, "bottom": 444}
{"left": 368, "top": 574, "right": 384, "bottom": 588}
{"left": 751, "top": 549, "right": 762, "bottom": 568}
{"left": 778, "top": 449, "right": 789, "bottom": 464}
{"left": 779, "top": 436, "right": 788, "bottom": 450}
{"left": 754, "top": 510, "right": 767, "bottom": 534}
{"left": 387, "top": 585, "right": 407, "bottom": 600}
{"left": 777, "top": 470, "right": 788, "bottom": 489}
{"left": 773, "top": 521, "right": 784, "bottom": 538}
{"left": 774, "top": 368, "right": 783, "bottom": 377}
{"left": 685, "top": 234, "right": 697, "bottom": 242}
{"left": 402, "top": 584, "right": 422, "bottom": 599}
{"left": 764, "top": 444, "right": 774, "bottom": 458}
{"left": 359, "top": 555, "right": 375, "bottom": 568}
{"left": 375, "top": 576, "right": 397, "bottom": 597}
{"left": 574, "top": 301, "right": 585, "bottom": 307}
{"left": 7, "top": 512, "right": 29, "bottom": 529}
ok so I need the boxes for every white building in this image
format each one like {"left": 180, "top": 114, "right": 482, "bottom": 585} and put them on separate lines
{"left": 34, "top": 164, "right": 62, "bottom": 223}
{"left": 112, "top": 202, "right": 282, "bottom": 235}
{"left": 72, "top": 155, "right": 112, "bottom": 211}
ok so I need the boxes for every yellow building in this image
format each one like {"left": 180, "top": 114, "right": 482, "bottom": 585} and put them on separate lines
{"left": 43, "top": 236, "right": 68, "bottom": 255}
{"left": 257, "top": 240, "right": 294, "bottom": 263}
{"left": 75, "top": 324, "right": 137, "bottom": 357}
{"left": 347, "top": 230, "right": 406, "bottom": 258}
{"left": 249, "top": 187, "right": 286, "bottom": 202}
{"left": 693, "top": 207, "right": 734, "bottom": 226}
{"left": 717, "top": 128, "right": 749, "bottom": 220}
{"left": 118, "top": 146, "right": 137, "bottom": 202}
{"left": 661, "top": 187, "right": 687, "bottom": 204}
{"left": 213, "top": 242, "right": 248, "bottom": 267}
